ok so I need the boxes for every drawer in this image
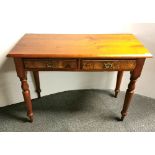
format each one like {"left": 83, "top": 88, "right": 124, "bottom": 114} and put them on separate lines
{"left": 24, "top": 59, "right": 78, "bottom": 70}
{"left": 81, "top": 60, "right": 136, "bottom": 71}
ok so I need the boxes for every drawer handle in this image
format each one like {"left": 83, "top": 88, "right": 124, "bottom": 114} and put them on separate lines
{"left": 47, "top": 63, "right": 52, "bottom": 68}
{"left": 83, "top": 62, "right": 94, "bottom": 69}
{"left": 104, "top": 63, "right": 113, "bottom": 69}
{"left": 46, "top": 62, "right": 56, "bottom": 68}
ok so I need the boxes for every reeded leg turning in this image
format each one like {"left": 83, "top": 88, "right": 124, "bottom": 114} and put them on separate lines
{"left": 14, "top": 58, "right": 33, "bottom": 122}
{"left": 115, "top": 71, "right": 123, "bottom": 98}
{"left": 120, "top": 59, "right": 145, "bottom": 121}
{"left": 33, "top": 71, "right": 41, "bottom": 98}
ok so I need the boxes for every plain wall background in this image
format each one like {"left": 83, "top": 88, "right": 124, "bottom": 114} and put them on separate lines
{"left": 0, "top": 0, "right": 155, "bottom": 107}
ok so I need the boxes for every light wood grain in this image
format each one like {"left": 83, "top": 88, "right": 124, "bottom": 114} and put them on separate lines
{"left": 7, "top": 34, "right": 151, "bottom": 122}
{"left": 7, "top": 34, "right": 152, "bottom": 58}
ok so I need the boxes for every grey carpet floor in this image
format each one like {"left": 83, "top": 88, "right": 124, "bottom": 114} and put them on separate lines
{"left": 0, "top": 89, "right": 155, "bottom": 132}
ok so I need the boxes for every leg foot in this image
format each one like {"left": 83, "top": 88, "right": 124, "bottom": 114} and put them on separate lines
{"left": 120, "top": 116, "right": 125, "bottom": 121}
{"left": 120, "top": 111, "right": 127, "bottom": 121}
{"left": 27, "top": 112, "right": 33, "bottom": 122}
{"left": 114, "top": 91, "right": 119, "bottom": 98}
{"left": 29, "top": 115, "right": 33, "bottom": 122}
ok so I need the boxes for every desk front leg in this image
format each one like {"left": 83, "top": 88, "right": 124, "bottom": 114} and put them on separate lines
{"left": 14, "top": 58, "right": 33, "bottom": 122}
{"left": 121, "top": 59, "right": 145, "bottom": 121}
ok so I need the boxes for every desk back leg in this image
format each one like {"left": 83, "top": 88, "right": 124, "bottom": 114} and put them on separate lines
{"left": 33, "top": 71, "right": 41, "bottom": 98}
{"left": 115, "top": 71, "right": 123, "bottom": 98}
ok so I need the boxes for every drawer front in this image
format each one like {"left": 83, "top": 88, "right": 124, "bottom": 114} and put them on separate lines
{"left": 81, "top": 60, "right": 136, "bottom": 71}
{"left": 24, "top": 59, "right": 78, "bottom": 70}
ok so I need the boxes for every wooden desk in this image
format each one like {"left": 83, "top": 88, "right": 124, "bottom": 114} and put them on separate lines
{"left": 7, "top": 34, "right": 152, "bottom": 122}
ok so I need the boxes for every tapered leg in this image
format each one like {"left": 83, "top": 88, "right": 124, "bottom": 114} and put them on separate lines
{"left": 14, "top": 58, "right": 33, "bottom": 122}
{"left": 33, "top": 71, "right": 41, "bottom": 98}
{"left": 120, "top": 59, "right": 145, "bottom": 121}
{"left": 115, "top": 71, "right": 123, "bottom": 98}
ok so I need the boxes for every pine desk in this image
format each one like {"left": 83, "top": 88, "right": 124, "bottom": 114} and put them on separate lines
{"left": 7, "top": 34, "right": 152, "bottom": 122}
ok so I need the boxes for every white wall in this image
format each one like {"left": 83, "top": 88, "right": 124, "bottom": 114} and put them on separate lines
{"left": 0, "top": 0, "right": 155, "bottom": 107}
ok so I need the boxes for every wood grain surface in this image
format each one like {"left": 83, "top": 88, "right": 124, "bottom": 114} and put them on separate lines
{"left": 7, "top": 34, "right": 152, "bottom": 58}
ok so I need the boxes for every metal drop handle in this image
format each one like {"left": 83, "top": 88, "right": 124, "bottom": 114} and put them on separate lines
{"left": 104, "top": 62, "right": 113, "bottom": 69}
{"left": 46, "top": 62, "right": 56, "bottom": 68}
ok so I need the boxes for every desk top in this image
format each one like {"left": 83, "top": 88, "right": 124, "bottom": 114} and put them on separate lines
{"left": 7, "top": 34, "right": 152, "bottom": 59}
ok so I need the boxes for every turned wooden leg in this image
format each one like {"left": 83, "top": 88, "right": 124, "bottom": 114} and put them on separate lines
{"left": 120, "top": 59, "right": 145, "bottom": 121}
{"left": 14, "top": 58, "right": 33, "bottom": 122}
{"left": 33, "top": 71, "right": 41, "bottom": 98}
{"left": 21, "top": 78, "right": 33, "bottom": 122}
{"left": 115, "top": 71, "right": 123, "bottom": 98}
{"left": 120, "top": 72, "right": 137, "bottom": 121}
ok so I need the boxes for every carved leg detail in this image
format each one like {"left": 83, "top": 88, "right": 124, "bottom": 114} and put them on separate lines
{"left": 120, "top": 58, "right": 145, "bottom": 121}
{"left": 121, "top": 76, "right": 137, "bottom": 121}
{"left": 33, "top": 71, "right": 41, "bottom": 98}
{"left": 21, "top": 78, "right": 33, "bottom": 122}
{"left": 14, "top": 58, "right": 33, "bottom": 122}
{"left": 115, "top": 71, "right": 123, "bottom": 98}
